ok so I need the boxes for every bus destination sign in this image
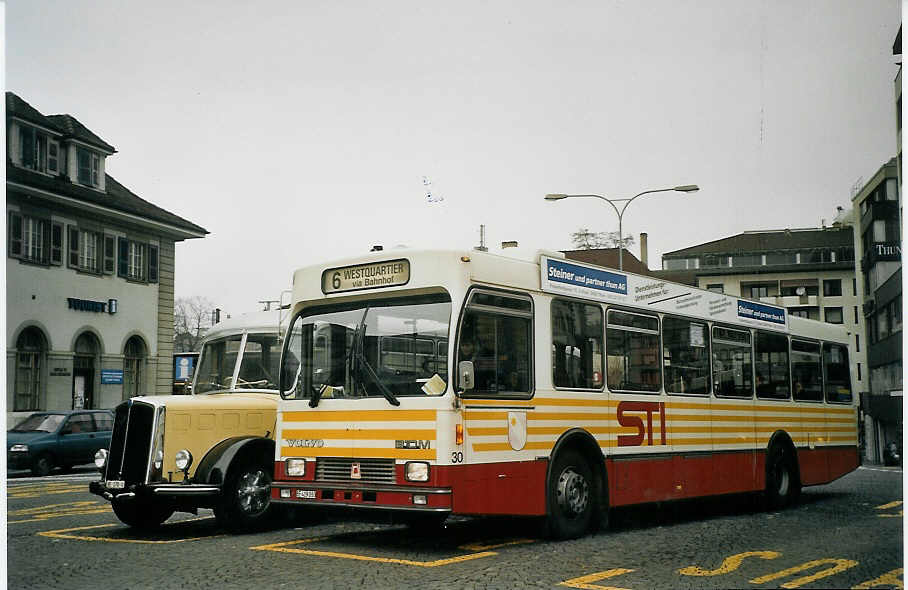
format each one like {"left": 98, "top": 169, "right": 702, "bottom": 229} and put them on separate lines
{"left": 322, "top": 259, "right": 410, "bottom": 294}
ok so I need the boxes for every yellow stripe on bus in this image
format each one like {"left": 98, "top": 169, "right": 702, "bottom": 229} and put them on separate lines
{"left": 281, "top": 429, "right": 436, "bottom": 440}
{"left": 281, "top": 447, "right": 436, "bottom": 460}
{"left": 283, "top": 410, "right": 436, "bottom": 422}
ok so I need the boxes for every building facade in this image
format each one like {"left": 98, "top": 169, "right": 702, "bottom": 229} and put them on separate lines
{"left": 657, "top": 225, "right": 868, "bottom": 408}
{"left": 852, "top": 158, "right": 902, "bottom": 464}
{"left": 6, "top": 92, "right": 207, "bottom": 428}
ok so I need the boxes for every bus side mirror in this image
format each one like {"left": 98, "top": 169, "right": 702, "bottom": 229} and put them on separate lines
{"left": 458, "top": 361, "right": 475, "bottom": 392}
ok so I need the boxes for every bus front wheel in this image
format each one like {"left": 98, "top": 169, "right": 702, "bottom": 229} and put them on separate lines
{"left": 765, "top": 443, "right": 800, "bottom": 509}
{"left": 545, "top": 450, "right": 594, "bottom": 539}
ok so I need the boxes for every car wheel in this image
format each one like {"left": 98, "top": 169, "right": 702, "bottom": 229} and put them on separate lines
{"left": 31, "top": 453, "right": 54, "bottom": 477}
{"left": 544, "top": 450, "right": 595, "bottom": 540}
{"left": 112, "top": 500, "right": 174, "bottom": 529}
{"left": 765, "top": 443, "right": 801, "bottom": 510}
{"left": 215, "top": 459, "right": 274, "bottom": 532}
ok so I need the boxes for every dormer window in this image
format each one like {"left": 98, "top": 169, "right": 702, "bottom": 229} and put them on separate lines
{"left": 77, "top": 148, "right": 100, "bottom": 186}
{"left": 18, "top": 125, "right": 60, "bottom": 175}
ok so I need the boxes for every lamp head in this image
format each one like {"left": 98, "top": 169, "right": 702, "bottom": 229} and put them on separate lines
{"left": 544, "top": 193, "right": 568, "bottom": 201}
{"left": 673, "top": 184, "right": 700, "bottom": 193}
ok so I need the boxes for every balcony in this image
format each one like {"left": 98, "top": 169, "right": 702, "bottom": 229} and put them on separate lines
{"left": 769, "top": 295, "right": 820, "bottom": 308}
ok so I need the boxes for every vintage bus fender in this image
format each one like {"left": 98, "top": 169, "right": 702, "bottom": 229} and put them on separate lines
{"left": 193, "top": 436, "right": 276, "bottom": 487}
{"left": 547, "top": 428, "right": 609, "bottom": 525}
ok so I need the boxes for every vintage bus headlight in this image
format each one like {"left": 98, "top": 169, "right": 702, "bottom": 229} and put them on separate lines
{"left": 174, "top": 449, "right": 193, "bottom": 472}
{"left": 285, "top": 458, "right": 306, "bottom": 477}
{"left": 153, "top": 449, "right": 164, "bottom": 470}
{"left": 94, "top": 448, "right": 108, "bottom": 470}
{"left": 405, "top": 461, "right": 430, "bottom": 482}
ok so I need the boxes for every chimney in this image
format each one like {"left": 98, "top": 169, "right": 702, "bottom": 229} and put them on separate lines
{"left": 640, "top": 232, "right": 649, "bottom": 268}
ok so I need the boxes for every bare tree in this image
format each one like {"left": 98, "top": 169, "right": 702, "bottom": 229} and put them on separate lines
{"left": 174, "top": 296, "right": 217, "bottom": 352}
{"left": 570, "top": 228, "right": 635, "bottom": 250}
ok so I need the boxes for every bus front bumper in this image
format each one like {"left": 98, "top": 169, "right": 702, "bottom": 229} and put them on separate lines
{"left": 270, "top": 481, "right": 452, "bottom": 512}
{"left": 89, "top": 480, "right": 222, "bottom": 503}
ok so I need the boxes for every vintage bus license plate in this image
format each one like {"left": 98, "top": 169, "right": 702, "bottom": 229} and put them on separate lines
{"left": 106, "top": 480, "right": 126, "bottom": 490}
{"left": 296, "top": 489, "right": 315, "bottom": 499}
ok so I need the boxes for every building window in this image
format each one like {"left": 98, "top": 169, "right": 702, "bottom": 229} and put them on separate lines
{"left": 117, "top": 237, "right": 158, "bottom": 283}
{"left": 123, "top": 336, "right": 146, "bottom": 400}
{"left": 706, "top": 284, "right": 724, "bottom": 293}
{"left": 824, "top": 307, "right": 844, "bottom": 324}
{"left": 18, "top": 125, "right": 59, "bottom": 174}
{"left": 77, "top": 148, "right": 101, "bottom": 187}
{"left": 14, "top": 327, "right": 46, "bottom": 411}
{"left": 750, "top": 285, "right": 769, "bottom": 299}
{"left": 877, "top": 308, "right": 891, "bottom": 340}
{"left": 852, "top": 278, "right": 857, "bottom": 296}
{"left": 891, "top": 297, "right": 902, "bottom": 333}
{"left": 781, "top": 285, "right": 818, "bottom": 296}
{"left": 789, "top": 308, "right": 810, "bottom": 319}
{"left": 823, "top": 279, "right": 842, "bottom": 296}
{"left": 68, "top": 227, "right": 103, "bottom": 273}
{"left": 8, "top": 212, "right": 63, "bottom": 266}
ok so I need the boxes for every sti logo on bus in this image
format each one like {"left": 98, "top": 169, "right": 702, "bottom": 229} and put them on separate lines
{"left": 617, "top": 401, "right": 667, "bottom": 447}
{"left": 396, "top": 439, "right": 431, "bottom": 450}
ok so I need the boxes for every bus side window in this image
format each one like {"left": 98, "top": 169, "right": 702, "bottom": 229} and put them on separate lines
{"left": 606, "top": 310, "right": 660, "bottom": 393}
{"left": 551, "top": 299, "right": 603, "bottom": 390}
{"left": 712, "top": 326, "right": 752, "bottom": 398}
{"left": 823, "top": 342, "right": 852, "bottom": 404}
{"left": 755, "top": 331, "right": 790, "bottom": 400}
{"left": 791, "top": 339, "right": 823, "bottom": 402}
{"left": 457, "top": 290, "right": 533, "bottom": 395}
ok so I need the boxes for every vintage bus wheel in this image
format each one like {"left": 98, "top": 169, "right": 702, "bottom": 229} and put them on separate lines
{"left": 546, "top": 450, "right": 594, "bottom": 539}
{"left": 765, "top": 443, "right": 800, "bottom": 509}
{"left": 112, "top": 500, "right": 174, "bottom": 529}
{"left": 215, "top": 459, "right": 273, "bottom": 532}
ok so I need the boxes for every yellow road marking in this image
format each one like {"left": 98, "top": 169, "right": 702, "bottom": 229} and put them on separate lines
{"left": 750, "top": 558, "right": 858, "bottom": 588}
{"left": 679, "top": 551, "right": 781, "bottom": 576}
{"left": 559, "top": 569, "right": 635, "bottom": 590}
{"left": 877, "top": 501, "right": 903, "bottom": 510}
{"left": 251, "top": 535, "right": 532, "bottom": 567}
{"left": 37, "top": 518, "right": 220, "bottom": 544}
{"left": 9, "top": 501, "right": 110, "bottom": 523}
{"left": 852, "top": 567, "right": 904, "bottom": 589}
{"left": 8, "top": 483, "right": 86, "bottom": 499}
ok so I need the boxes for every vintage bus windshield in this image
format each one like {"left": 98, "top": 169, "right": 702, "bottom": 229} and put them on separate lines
{"left": 280, "top": 294, "right": 451, "bottom": 402}
{"left": 195, "top": 333, "right": 282, "bottom": 394}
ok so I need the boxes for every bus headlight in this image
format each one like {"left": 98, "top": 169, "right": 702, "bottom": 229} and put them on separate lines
{"left": 285, "top": 458, "right": 306, "bottom": 476}
{"left": 405, "top": 461, "right": 430, "bottom": 482}
{"left": 94, "top": 448, "right": 108, "bottom": 470}
{"left": 175, "top": 449, "right": 193, "bottom": 472}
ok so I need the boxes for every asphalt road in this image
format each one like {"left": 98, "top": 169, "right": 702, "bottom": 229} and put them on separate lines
{"left": 6, "top": 466, "right": 903, "bottom": 589}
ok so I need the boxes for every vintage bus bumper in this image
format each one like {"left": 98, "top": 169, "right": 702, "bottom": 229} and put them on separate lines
{"left": 89, "top": 480, "right": 222, "bottom": 503}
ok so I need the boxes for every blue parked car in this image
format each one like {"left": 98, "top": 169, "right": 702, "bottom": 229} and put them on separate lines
{"left": 7, "top": 410, "right": 114, "bottom": 476}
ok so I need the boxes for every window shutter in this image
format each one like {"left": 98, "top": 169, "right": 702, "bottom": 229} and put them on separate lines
{"left": 148, "top": 244, "right": 159, "bottom": 283}
{"left": 103, "top": 235, "right": 115, "bottom": 274}
{"left": 118, "top": 237, "right": 129, "bottom": 277}
{"left": 50, "top": 222, "right": 63, "bottom": 265}
{"left": 68, "top": 226, "right": 79, "bottom": 268}
{"left": 8, "top": 211, "right": 23, "bottom": 258}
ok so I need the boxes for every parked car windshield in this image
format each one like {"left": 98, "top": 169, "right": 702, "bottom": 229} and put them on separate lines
{"left": 10, "top": 414, "right": 65, "bottom": 432}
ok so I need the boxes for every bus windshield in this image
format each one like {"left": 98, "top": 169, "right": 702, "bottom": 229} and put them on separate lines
{"left": 280, "top": 294, "right": 451, "bottom": 403}
{"left": 195, "top": 333, "right": 281, "bottom": 394}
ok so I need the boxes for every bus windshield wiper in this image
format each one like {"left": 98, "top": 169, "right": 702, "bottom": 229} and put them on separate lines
{"left": 355, "top": 344, "right": 400, "bottom": 407}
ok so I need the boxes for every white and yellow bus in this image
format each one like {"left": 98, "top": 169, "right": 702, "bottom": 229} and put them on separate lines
{"left": 272, "top": 249, "right": 858, "bottom": 539}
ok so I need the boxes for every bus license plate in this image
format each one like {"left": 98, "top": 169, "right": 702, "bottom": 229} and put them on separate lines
{"left": 296, "top": 489, "right": 315, "bottom": 499}
{"left": 107, "top": 480, "right": 126, "bottom": 490}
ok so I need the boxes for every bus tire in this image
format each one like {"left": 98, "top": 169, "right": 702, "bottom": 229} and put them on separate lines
{"left": 112, "top": 500, "right": 174, "bottom": 529}
{"left": 765, "top": 443, "right": 800, "bottom": 510}
{"left": 215, "top": 458, "right": 274, "bottom": 532}
{"left": 545, "top": 450, "right": 594, "bottom": 539}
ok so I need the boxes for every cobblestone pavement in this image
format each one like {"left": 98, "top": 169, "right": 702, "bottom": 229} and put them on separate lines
{"left": 6, "top": 466, "right": 902, "bottom": 589}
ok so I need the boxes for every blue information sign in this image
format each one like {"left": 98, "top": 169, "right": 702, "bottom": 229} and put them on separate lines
{"left": 737, "top": 299, "right": 786, "bottom": 325}
{"left": 544, "top": 258, "right": 627, "bottom": 295}
{"left": 101, "top": 369, "right": 124, "bottom": 385}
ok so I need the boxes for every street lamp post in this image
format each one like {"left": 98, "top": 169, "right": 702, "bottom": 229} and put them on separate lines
{"left": 544, "top": 185, "right": 699, "bottom": 270}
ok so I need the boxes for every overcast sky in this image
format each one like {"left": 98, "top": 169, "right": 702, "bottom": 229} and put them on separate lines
{"left": 7, "top": 1, "right": 901, "bottom": 316}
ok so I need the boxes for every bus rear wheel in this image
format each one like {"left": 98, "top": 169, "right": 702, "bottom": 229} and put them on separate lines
{"left": 545, "top": 450, "right": 594, "bottom": 539}
{"left": 765, "top": 443, "right": 800, "bottom": 509}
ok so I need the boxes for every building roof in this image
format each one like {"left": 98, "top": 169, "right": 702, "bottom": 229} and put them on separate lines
{"left": 562, "top": 247, "right": 652, "bottom": 275}
{"left": 6, "top": 92, "right": 59, "bottom": 131}
{"left": 663, "top": 226, "right": 854, "bottom": 258}
{"left": 46, "top": 114, "right": 116, "bottom": 153}
{"left": 7, "top": 164, "right": 207, "bottom": 236}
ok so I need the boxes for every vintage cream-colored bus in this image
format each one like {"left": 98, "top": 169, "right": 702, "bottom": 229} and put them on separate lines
{"left": 272, "top": 249, "right": 858, "bottom": 539}
{"left": 91, "top": 310, "right": 285, "bottom": 530}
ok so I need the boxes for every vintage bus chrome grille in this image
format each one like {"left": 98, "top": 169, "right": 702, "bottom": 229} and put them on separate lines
{"left": 105, "top": 401, "right": 155, "bottom": 484}
{"left": 315, "top": 458, "right": 395, "bottom": 483}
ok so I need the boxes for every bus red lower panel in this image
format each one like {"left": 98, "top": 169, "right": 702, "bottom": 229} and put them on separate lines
{"left": 448, "top": 461, "right": 548, "bottom": 516}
